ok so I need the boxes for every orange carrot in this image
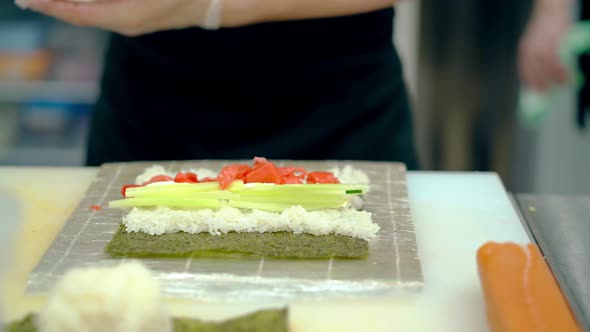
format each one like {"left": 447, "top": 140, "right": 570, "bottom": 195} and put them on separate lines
{"left": 477, "top": 242, "right": 581, "bottom": 332}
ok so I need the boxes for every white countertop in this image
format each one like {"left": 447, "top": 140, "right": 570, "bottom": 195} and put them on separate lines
{"left": 0, "top": 167, "right": 530, "bottom": 331}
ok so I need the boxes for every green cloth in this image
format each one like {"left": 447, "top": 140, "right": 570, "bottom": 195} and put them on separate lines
{"left": 107, "top": 225, "right": 368, "bottom": 259}
{"left": 7, "top": 309, "right": 288, "bottom": 332}
{"left": 519, "top": 21, "right": 590, "bottom": 127}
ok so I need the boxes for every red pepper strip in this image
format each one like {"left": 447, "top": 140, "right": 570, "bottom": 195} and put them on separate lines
{"left": 175, "top": 172, "right": 198, "bottom": 183}
{"left": 186, "top": 172, "right": 198, "bottom": 182}
{"left": 245, "top": 162, "right": 282, "bottom": 184}
{"left": 218, "top": 164, "right": 251, "bottom": 189}
{"left": 281, "top": 174, "right": 302, "bottom": 184}
{"left": 307, "top": 171, "right": 340, "bottom": 184}
{"left": 277, "top": 166, "right": 308, "bottom": 180}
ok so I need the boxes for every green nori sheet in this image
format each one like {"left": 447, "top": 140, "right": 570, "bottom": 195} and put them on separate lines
{"left": 8, "top": 309, "right": 288, "bottom": 332}
{"left": 7, "top": 314, "right": 35, "bottom": 332}
{"left": 173, "top": 308, "right": 288, "bottom": 332}
{"left": 106, "top": 225, "right": 368, "bottom": 259}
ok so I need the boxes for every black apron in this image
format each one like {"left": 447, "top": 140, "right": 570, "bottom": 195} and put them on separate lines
{"left": 87, "top": 9, "right": 419, "bottom": 169}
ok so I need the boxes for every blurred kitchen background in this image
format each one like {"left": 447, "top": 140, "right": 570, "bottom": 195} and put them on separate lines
{"left": 0, "top": 0, "right": 588, "bottom": 194}
{"left": 0, "top": 2, "right": 106, "bottom": 167}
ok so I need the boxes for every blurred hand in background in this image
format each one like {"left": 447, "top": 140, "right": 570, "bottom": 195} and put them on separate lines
{"left": 518, "top": 0, "right": 573, "bottom": 92}
{"left": 20, "top": 0, "right": 229, "bottom": 36}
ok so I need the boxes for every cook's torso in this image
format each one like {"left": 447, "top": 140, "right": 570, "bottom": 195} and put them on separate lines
{"left": 91, "top": 9, "right": 417, "bottom": 164}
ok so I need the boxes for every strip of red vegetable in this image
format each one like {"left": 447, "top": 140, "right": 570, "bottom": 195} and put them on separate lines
{"left": 307, "top": 171, "right": 340, "bottom": 184}
{"left": 218, "top": 164, "right": 251, "bottom": 189}
{"left": 174, "top": 172, "right": 198, "bottom": 183}
{"left": 246, "top": 162, "right": 283, "bottom": 184}
{"left": 120, "top": 158, "right": 343, "bottom": 196}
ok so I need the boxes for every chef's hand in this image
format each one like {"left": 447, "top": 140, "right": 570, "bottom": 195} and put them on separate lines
{"left": 20, "top": 0, "right": 398, "bottom": 36}
{"left": 518, "top": 0, "right": 572, "bottom": 92}
{"left": 21, "top": 0, "right": 260, "bottom": 36}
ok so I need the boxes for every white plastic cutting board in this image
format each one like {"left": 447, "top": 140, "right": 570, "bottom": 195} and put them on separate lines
{"left": 120, "top": 171, "right": 532, "bottom": 332}
{"left": 0, "top": 168, "right": 530, "bottom": 331}
{"left": 401, "top": 172, "right": 530, "bottom": 331}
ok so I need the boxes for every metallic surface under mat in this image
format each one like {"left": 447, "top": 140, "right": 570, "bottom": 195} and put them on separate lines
{"left": 516, "top": 195, "right": 590, "bottom": 331}
{"left": 27, "top": 160, "right": 423, "bottom": 302}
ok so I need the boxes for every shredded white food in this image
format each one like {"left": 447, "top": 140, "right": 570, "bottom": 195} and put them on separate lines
{"left": 124, "top": 206, "right": 379, "bottom": 241}
{"left": 329, "top": 165, "right": 370, "bottom": 185}
{"left": 185, "top": 167, "right": 218, "bottom": 180}
{"left": 135, "top": 165, "right": 170, "bottom": 184}
{"left": 37, "top": 262, "right": 172, "bottom": 332}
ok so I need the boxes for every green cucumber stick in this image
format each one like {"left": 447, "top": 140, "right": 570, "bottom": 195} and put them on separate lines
{"left": 109, "top": 198, "right": 220, "bottom": 209}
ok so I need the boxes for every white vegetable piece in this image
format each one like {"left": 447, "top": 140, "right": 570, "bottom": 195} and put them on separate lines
{"left": 37, "top": 262, "right": 172, "bottom": 332}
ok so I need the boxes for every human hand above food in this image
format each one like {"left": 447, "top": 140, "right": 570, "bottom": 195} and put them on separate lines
{"left": 518, "top": 0, "right": 573, "bottom": 92}
{"left": 15, "top": 0, "right": 235, "bottom": 35}
{"left": 15, "top": 0, "right": 398, "bottom": 36}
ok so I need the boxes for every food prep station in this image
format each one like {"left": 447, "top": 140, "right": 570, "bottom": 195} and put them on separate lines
{"left": 1, "top": 165, "right": 586, "bottom": 331}
{"left": 1, "top": 2, "right": 589, "bottom": 330}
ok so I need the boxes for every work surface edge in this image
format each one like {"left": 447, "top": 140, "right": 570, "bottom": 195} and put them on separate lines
{"left": 0, "top": 167, "right": 530, "bottom": 332}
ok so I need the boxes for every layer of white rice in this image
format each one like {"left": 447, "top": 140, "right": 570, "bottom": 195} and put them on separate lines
{"left": 124, "top": 206, "right": 378, "bottom": 241}
{"left": 127, "top": 164, "right": 377, "bottom": 240}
